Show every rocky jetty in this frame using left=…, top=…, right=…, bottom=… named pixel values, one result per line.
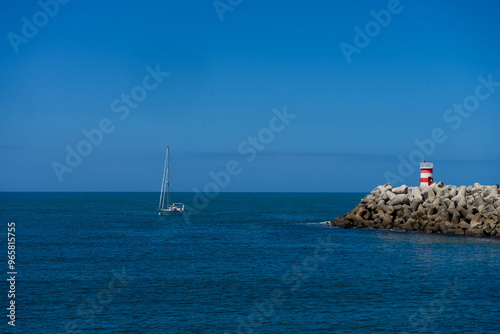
left=331, top=183, right=500, bottom=237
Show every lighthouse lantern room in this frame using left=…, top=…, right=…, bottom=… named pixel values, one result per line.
left=420, top=161, right=433, bottom=187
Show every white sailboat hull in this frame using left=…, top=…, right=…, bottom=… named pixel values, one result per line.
left=158, top=203, right=185, bottom=215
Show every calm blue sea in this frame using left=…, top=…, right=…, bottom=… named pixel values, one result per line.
left=1, top=192, right=499, bottom=334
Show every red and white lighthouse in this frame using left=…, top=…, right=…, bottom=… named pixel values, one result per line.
left=420, top=161, right=433, bottom=187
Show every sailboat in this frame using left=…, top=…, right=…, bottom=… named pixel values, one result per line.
left=158, top=146, right=184, bottom=215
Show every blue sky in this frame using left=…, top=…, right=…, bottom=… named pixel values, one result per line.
left=1, top=0, right=499, bottom=192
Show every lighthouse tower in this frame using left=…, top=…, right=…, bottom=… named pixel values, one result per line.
left=420, top=161, right=433, bottom=187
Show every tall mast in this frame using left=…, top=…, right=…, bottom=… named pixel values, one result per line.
left=166, top=145, right=170, bottom=207
left=159, top=147, right=168, bottom=209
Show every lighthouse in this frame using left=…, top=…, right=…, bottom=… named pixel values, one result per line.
left=420, top=161, right=433, bottom=187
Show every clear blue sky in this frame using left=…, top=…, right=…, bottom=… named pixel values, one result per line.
left=1, top=0, right=499, bottom=192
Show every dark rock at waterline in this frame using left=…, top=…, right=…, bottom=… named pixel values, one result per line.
left=330, top=183, right=500, bottom=237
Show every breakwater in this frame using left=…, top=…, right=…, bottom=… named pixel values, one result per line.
left=331, top=183, right=500, bottom=237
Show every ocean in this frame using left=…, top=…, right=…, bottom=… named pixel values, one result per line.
left=1, top=192, right=499, bottom=333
